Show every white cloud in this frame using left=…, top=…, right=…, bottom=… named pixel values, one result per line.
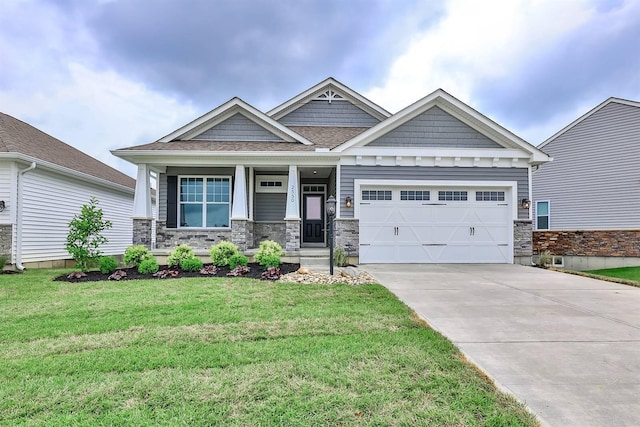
left=0, top=63, right=197, bottom=177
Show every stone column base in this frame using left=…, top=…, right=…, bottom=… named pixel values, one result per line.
left=133, top=218, right=153, bottom=249
left=231, top=219, right=253, bottom=252
left=285, top=220, right=301, bottom=252
left=334, top=218, right=359, bottom=256
left=513, top=220, right=533, bottom=258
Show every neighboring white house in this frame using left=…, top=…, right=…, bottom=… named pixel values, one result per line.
left=0, top=112, right=137, bottom=269
left=532, top=97, right=640, bottom=270
left=113, top=77, right=550, bottom=265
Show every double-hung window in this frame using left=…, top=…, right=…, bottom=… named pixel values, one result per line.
left=179, top=177, right=231, bottom=228
left=536, top=201, right=550, bottom=229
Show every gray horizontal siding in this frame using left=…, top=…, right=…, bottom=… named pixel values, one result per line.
left=254, top=193, right=286, bottom=221
left=368, top=106, right=502, bottom=148
left=532, top=101, right=640, bottom=230
left=279, top=100, right=380, bottom=127
left=340, top=166, right=528, bottom=219
left=194, top=113, right=283, bottom=141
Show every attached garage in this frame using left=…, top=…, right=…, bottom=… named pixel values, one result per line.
left=357, top=182, right=515, bottom=264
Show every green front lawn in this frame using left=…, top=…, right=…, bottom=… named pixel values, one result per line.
left=0, top=269, right=537, bottom=426
left=585, top=266, right=640, bottom=283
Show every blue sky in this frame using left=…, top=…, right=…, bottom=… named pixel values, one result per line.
left=1, top=0, right=639, bottom=177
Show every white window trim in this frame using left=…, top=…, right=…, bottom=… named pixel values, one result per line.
left=178, top=175, right=232, bottom=229
left=256, top=175, right=288, bottom=193
left=536, top=200, right=550, bottom=230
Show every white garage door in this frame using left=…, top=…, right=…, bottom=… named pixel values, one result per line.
left=359, top=187, right=512, bottom=263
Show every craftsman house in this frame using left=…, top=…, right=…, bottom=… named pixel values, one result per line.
left=113, top=78, right=549, bottom=264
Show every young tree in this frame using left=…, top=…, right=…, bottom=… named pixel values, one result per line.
left=66, top=197, right=113, bottom=272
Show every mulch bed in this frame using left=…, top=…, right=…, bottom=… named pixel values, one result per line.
left=54, top=263, right=301, bottom=283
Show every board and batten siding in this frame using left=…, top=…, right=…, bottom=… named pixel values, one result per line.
left=19, top=168, right=134, bottom=262
left=532, top=101, right=640, bottom=230
left=278, top=100, right=380, bottom=127
left=340, top=166, right=529, bottom=219
left=367, top=107, right=502, bottom=149
left=193, top=113, right=283, bottom=141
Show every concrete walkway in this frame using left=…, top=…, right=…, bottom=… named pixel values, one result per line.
left=363, top=264, right=640, bottom=427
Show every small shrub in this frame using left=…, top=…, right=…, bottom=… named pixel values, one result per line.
left=210, top=241, right=240, bottom=266
left=536, top=250, right=553, bottom=268
left=181, top=257, right=204, bottom=272
left=167, top=244, right=195, bottom=268
left=65, top=197, right=113, bottom=272
left=199, top=265, right=218, bottom=275
left=153, top=269, right=180, bottom=279
left=227, top=265, right=250, bottom=277
left=0, top=254, right=8, bottom=270
left=261, top=267, right=281, bottom=280
left=228, top=253, right=248, bottom=269
left=108, top=270, right=128, bottom=281
left=98, top=256, right=119, bottom=274
left=123, top=245, right=153, bottom=267
left=138, top=257, right=159, bottom=274
left=255, top=240, right=284, bottom=267
left=334, top=248, right=349, bottom=267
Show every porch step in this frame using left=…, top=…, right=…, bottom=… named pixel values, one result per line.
left=299, top=256, right=331, bottom=271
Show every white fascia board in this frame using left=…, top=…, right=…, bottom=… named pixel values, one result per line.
left=0, top=153, right=135, bottom=195
left=343, top=147, right=527, bottom=159
left=158, top=97, right=314, bottom=145
left=267, top=77, right=391, bottom=120
left=110, top=151, right=340, bottom=167
left=538, top=97, right=640, bottom=149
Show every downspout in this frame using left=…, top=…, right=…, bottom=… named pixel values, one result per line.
left=16, top=162, right=36, bottom=270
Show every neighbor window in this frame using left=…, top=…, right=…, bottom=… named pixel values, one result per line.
left=536, top=201, right=549, bottom=229
left=179, top=177, right=231, bottom=228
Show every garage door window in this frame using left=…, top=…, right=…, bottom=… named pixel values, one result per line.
left=400, top=190, right=430, bottom=201
left=438, top=191, right=468, bottom=201
left=476, top=191, right=505, bottom=201
left=362, top=190, right=392, bottom=201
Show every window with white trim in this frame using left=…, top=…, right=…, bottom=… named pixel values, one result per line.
left=438, top=191, right=468, bottom=201
left=476, top=191, right=505, bottom=201
left=536, top=201, right=550, bottom=230
left=179, top=176, right=231, bottom=228
left=256, top=175, right=288, bottom=193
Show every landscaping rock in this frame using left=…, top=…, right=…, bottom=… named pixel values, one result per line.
left=278, top=267, right=376, bottom=285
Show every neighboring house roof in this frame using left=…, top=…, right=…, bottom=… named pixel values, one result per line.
left=538, top=97, right=640, bottom=149
left=0, top=112, right=135, bottom=189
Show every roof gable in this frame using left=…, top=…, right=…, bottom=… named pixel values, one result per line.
left=365, top=106, right=503, bottom=149
left=193, top=113, right=284, bottom=142
left=159, top=97, right=313, bottom=145
left=539, top=97, right=640, bottom=149
left=267, top=77, right=391, bottom=123
left=334, top=89, right=550, bottom=164
left=0, top=112, right=135, bottom=189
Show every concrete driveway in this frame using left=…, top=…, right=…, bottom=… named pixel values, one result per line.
left=363, top=264, right=640, bottom=427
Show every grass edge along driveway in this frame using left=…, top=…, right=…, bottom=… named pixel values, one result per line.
left=0, top=269, right=538, bottom=426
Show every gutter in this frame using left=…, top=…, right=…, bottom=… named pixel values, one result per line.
left=16, top=162, right=36, bottom=270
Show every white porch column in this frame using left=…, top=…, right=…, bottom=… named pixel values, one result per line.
left=133, top=163, right=152, bottom=218
left=285, top=165, right=300, bottom=220
left=231, top=165, right=248, bottom=219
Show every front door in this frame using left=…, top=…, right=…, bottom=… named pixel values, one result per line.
left=303, top=194, right=324, bottom=244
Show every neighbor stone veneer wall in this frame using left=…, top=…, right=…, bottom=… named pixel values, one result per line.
left=534, top=229, right=640, bottom=257
left=253, top=222, right=286, bottom=248
left=513, top=220, right=533, bottom=257
left=155, top=221, right=232, bottom=249
left=132, top=219, right=152, bottom=249
left=0, top=224, right=12, bottom=258
left=334, top=219, right=359, bottom=256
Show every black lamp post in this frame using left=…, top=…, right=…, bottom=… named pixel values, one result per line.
left=325, top=195, right=336, bottom=275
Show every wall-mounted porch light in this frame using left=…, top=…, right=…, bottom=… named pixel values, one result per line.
left=0, top=201, right=5, bottom=212
left=520, top=198, right=530, bottom=209
left=345, top=196, right=352, bottom=208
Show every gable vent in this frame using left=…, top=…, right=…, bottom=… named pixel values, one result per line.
left=316, top=89, right=344, bottom=103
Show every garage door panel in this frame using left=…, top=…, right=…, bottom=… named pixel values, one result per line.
left=358, top=186, right=513, bottom=264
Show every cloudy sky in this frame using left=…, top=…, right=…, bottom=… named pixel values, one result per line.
left=1, top=0, right=639, bottom=177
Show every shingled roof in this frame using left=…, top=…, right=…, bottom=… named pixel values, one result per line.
left=0, top=112, right=135, bottom=189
